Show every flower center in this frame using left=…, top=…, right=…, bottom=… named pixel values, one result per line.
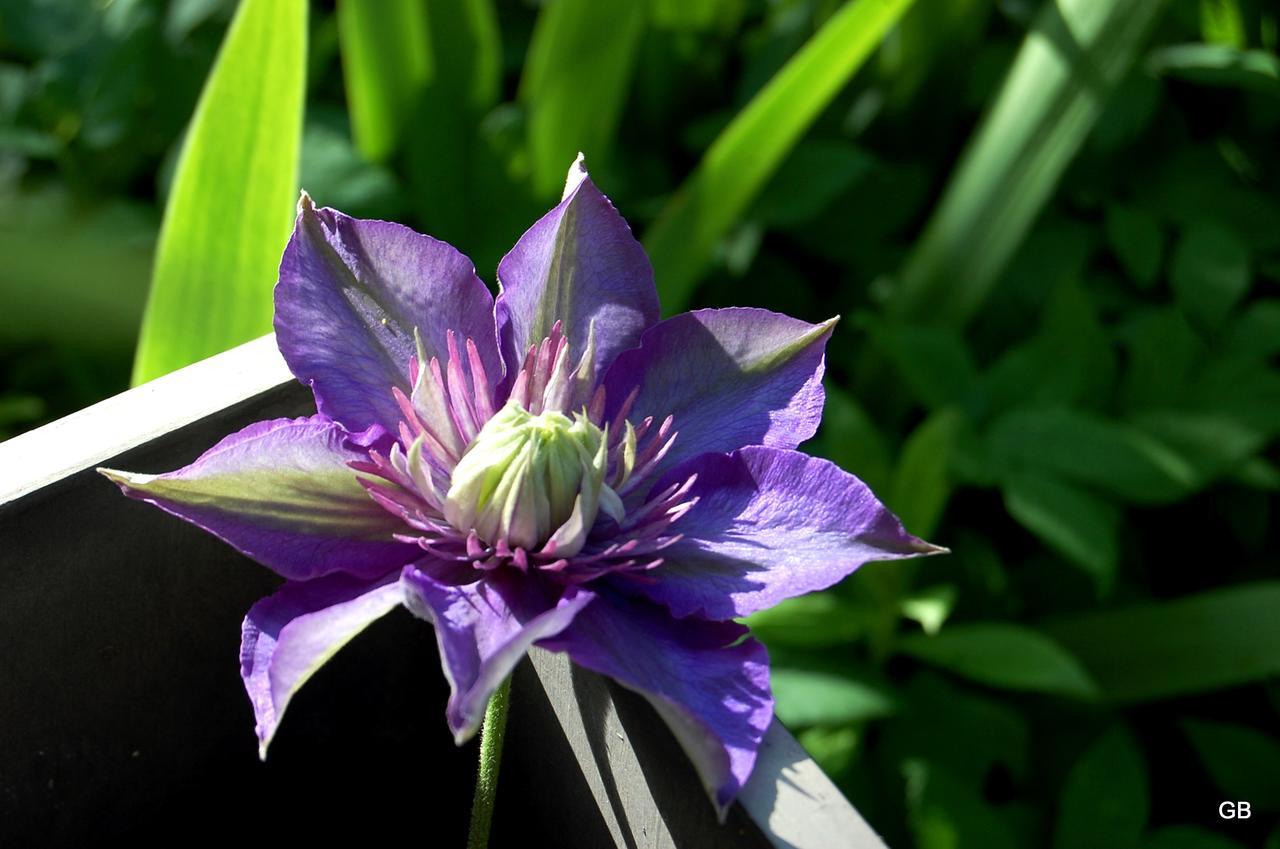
left=443, top=400, right=615, bottom=553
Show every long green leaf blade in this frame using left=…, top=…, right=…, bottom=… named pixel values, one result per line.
left=887, top=0, right=1166, bottom=327
left=337, top=0, right=432, bottom=165
left=131, top=0, right=306, bottom=385
left=520, top=0, right=646, bottom=199
left=644, top=0, right=918, bottom=312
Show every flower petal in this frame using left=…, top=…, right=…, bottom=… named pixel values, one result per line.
left=495, top=157, right=658, bottom=393
left=627, top=446, right=944, bottom=620
left=241, top=573, right=404, bottom=756
left=100, top=416, right=418, bottom=581
left=539, top=591, right=773, bottom=817
left=276, top=195, right=502, bottom=433
left=401, top=567, right=593, bottom=742
left=602, top=308, right=835, bottom=484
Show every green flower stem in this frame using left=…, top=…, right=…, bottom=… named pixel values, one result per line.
left=466, top=676, right=512, bottom=849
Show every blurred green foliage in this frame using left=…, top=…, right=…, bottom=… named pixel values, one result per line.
left=2, top=0, right=1278, bottom=846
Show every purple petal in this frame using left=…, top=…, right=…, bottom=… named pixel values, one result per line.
left=241, top=573, right=404, bottom=755
left=602, top=308, right=835, bottom=484
left=401, top=566, right=593, bottom=742
left=627, top=446, right=943, bottom=620
left=275, top=196, right=503, bottom=433
left=495, top=158, right=658, bottom=392
left=100, top=416, right=418, bottom=582
left=539, top=591, right=773, bottom=817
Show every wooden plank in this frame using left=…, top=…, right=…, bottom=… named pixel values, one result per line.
left=0, top=334, right=884, bottom=848
left=0, top=333, right=292, bottom=506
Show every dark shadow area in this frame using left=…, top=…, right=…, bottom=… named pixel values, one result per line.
left=490, top=659, right=615, bottom=849
left=0, top=386, right=478, bottom=846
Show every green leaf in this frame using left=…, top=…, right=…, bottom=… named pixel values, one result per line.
left=1222, top=300, right=1280, bottom=361
left=0, top=188, right=154, bottom=355
left=887, top=0, right=1166, bottom=326
left=645, top=0, right=919, bottom=311
left=336, top=0, right=431, bottom=164
left=1045, top=582, right=1280, bottom=702
left=889, top=408, right=964, bottom=538
left=1105, top=204, right=1164, bottom=288
left=897, top=623, right=1099, bottom=699
left=1191, top=359, right=1280, bottom=437
left=1003, top=472, right=1119, bottom=592
left=796, top=725, right=859, bottom=778
left=808, top=384, right=893, bottom=494
left=1128, top=410, right=1265, bottom=488
left=751, top=139, right=877, bottom=228
left=521, top=0, right=646, bottom=198
left=1183, top=719, right=1280, bottom=811
left=1053, top=726, right=1148, bottom=849
left=979, top=280, right=1116, bottom=416
left=299, top=119, right=403, bottom=220
left=771, top=667, right=897, bottom=727
left=1144, top=826, right=1248, bottom=849
left=903, top=759, right=1022, bottom=849
left=1121, top=308, right=1206, bottom=410
left=882, top=672, right=1031, bottom=786
left=400, top=0, right=507, bottom=269
left=988, top=408, right=1198, bottom=504
left=901, top=585, right=958, bottom=636
left=873, top=324, right=977, bottom=410
left=1199, top=0, right=1247, bottom=47
left=1148, top=43, right=1280, bottom=96
left=746, top=592, right=869, bottom=648
left=1170, top=223, right=1251, bottom=332
left=131, top=0, right=306, bottom=384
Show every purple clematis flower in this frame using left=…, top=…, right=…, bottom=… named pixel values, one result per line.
left=101, top=157, right=942, bottom=815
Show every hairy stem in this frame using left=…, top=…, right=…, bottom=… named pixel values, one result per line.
left=466, top=676, right=512, bottom=849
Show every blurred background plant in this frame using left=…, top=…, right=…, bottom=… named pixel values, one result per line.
left=3, top=0, right=1278, bottom=845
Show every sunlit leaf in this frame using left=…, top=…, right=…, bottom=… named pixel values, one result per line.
left=796, top=725, right=859, bottom=778
left=898, top=623, right=1099, bottom=699
left=1053, top=726, right=1148, bottom=849
left=131, top=0, right=306, bottom=384
left=1045, top=582, right=1280, bottom=702
left=887, top=0, right=1166, bottom=326
left=1199, top=0, right=1246, bottom=47
left=771, top=667, right=897, bottom=727
left=746, top=592, right=869, bottom=648
left=645, top=0, right=919, bottom=311
left=901, top=585, right=957, bottom=636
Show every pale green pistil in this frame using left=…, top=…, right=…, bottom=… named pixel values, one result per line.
left=444, top=401, right=615, bottom=553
